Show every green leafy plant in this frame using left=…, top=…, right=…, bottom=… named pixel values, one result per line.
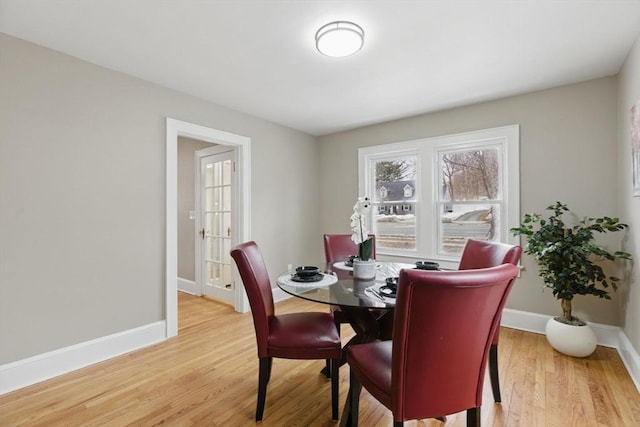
left=511, top=201, right=631, bottom=325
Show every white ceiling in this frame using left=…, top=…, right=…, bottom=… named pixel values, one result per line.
left=1, top=0, right=639, bottom=136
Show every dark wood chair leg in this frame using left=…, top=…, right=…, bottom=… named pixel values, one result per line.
left=339, top=388, right=351, bottom=427
left=489, top=343, right=501, bottom=402
left=349, top=369, right=362, bottom=426
left=331, top=358, right=339, bottom=420
left=393, top=422, right=404, bottom=427
left=256, top=357, right=271, bottom=421
left=266, top=356, right=272, bottom=383
left=325, top=359, right=331, bottom=378
left=467, top=407, right=480, bottom=427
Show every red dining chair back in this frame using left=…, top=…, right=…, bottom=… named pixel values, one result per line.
left=458, top=239, right=522, bottom=402
left=230, top=241, right=342, bottom=421
left=342, top=264, right=520, bottom=426
left=459, top=239, right=522, bottom=270
left=323, top=233, right=376, bottom=265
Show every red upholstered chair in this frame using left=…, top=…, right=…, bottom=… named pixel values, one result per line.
left=342, top=264, right=520, bottom=426
left=458, top=239, right=522, bottom=403
left=323, top=234, right=380, bottom=332
left=230, top=241, right=342, bottom=421
left=323, top=233, right=376, bottom=266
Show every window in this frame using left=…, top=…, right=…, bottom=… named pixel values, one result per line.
left=358, top=125, right=519, bottom=269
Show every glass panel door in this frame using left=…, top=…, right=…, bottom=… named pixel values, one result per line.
left=200, top=150, right=234, bottom=301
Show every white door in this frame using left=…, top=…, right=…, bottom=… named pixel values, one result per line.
left=196, top=148, right=235, bottom=303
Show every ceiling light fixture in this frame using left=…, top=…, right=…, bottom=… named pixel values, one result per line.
left=315, top=21, right=364, bottom=58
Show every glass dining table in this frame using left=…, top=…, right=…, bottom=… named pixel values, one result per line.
left=276, top=261, right=416, bottom=345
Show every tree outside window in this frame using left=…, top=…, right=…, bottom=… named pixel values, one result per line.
left=438, top=148, right=500, bottom=254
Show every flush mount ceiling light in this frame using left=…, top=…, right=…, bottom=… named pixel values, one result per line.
left=315, top=21, right=364, bottom=58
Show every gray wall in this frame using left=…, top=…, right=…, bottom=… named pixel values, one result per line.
left=177, top=137, right=211, bottom=282
left=617, top=34, right=640, bottom=353
left=0, top=34, right=320, bottom=364
left=318, top=77, right=628, bottom=328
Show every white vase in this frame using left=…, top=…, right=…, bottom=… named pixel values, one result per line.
left=545, top=317, right=597, bottom=357
left=352, top=260, right=376, bottom=280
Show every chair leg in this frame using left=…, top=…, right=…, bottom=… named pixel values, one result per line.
left=256, top=357, right=272, bottom=422
left=339, top=389, right=351, bottom=427
left=349, top=369, right=362, bottom=426
left=331, top=358, right=339, bottom=421
left=266, top=355, right=273, bottom=383
left=325, top=359, right=331, bottom=378
left=467, top=407, right=480, bottom=427
left=489, top=343, right=501, bottom=403
left=393, top=422, right=404, bottom=427
left=339, top=369, right=363, bottom=427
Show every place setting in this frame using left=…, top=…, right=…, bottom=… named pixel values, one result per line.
left=379, top=277, right=399, bottom=297
left=365, top=277, right=399, bottom=303
left=277, top=265, right=338, bottom=287
left=365, top=261, right=441, bottom=302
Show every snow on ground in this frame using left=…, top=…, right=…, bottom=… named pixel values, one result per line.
left=376, top=206, right=491, bottom=223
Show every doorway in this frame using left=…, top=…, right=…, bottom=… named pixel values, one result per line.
left=166, top=118, right=251, bottom=338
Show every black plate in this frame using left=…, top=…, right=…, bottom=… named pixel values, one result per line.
left=379, top=285, right=397, bottom=297
left=415, top=261, right=440, bottom=270
left=291, top=273, right=324, bottom=283
left=296, top=265, right=320, bottom=277
left=344, top=255, right=358, bottom=267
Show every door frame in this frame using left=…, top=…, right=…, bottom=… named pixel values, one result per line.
left=166, top=118, right=251, bottom=338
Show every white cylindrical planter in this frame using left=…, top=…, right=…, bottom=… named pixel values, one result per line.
left=352, top=260, right=376, bottom=280
left=545, top=317, right=597, bottom=357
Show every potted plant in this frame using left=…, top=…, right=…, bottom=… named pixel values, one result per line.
left=511, top=201, right=632, bottom=357
left=350, top=196, right=375, bottom=279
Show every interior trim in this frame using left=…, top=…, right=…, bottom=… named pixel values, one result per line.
left=166, top=118, right=252, bottom=338
left=0, top=321, right=166, bottom=395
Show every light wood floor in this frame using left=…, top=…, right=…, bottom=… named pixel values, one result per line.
left=1, top=293, right=638, bottom=426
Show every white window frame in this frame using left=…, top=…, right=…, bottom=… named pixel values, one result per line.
left=358, top=125, right=519, bottom=270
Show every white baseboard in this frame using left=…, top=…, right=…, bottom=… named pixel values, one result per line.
left=501, top=308, right=640, bottom=393
left=178, top=277, right=198, bottom=295
left=0, top=321, right=167, bottom=395
left=501, top=307, right=550, bottom=335
left=617, top=329, right=640, bottom=392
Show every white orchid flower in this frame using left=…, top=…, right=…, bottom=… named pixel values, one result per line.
left=351, top=197, right=371, bottom=245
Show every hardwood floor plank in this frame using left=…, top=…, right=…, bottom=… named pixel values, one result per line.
left=0, top=293, right=638, bottom=426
